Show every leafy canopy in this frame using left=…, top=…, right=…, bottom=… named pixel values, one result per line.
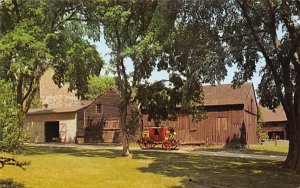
left=86, top=76, right=115, bottom=101
left=0, top=0, right=104, bottom=112
left=0, top=79, right=27, bottom=153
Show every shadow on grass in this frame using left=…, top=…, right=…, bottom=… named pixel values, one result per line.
left=23, top=146, right=299, bottom=188
left=131, top=151, right=300, bottom=188
left=193, top=147, right=288, bottom=156
left=24, top=146, right=122, bottom=158
left=0, top=178, right=25, bottom=188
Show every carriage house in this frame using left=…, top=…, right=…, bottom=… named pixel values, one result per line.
left=142, top=83, right=258, bottom=145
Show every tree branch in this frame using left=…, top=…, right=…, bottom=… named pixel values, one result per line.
left=12, top=0, right=21, bottom=22
left=266, top=0, right=280, bottom=53
left=235, top=0, right=286, bottom=106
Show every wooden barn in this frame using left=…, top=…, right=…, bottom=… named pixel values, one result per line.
left=142, top=83, right=258, bottom=145
left=77, top=88, right=134, bottom=143
left=260, top=105, right=288, bottom=140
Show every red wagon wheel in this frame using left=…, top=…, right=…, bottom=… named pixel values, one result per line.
left=170, top=140, right=179, bottom=149
left=138, top=138, right=147, bottom=150
left=145, top=139, right=155, bottom=149
left=163, top=140, right=172, bottom=150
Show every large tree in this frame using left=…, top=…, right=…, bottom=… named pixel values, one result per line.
left=97, top=0, right=226, bottom=156
left=217, top=0, right=300, bottom=172
left=0, top=0, right=104, bottom=113
left=136, top=0, right=300, bottom=173
left=97, top=0, right=160, bottom=156
left=136, top=0, right=226, bottom=124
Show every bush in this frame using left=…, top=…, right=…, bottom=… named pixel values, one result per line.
left=0, top=80, right=27, bottom=153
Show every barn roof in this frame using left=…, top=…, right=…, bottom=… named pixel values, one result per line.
left=202, top=83, right=253, bottom=106
left=27, top=102, right=91, bottom=115
left=259, top=105, right=287, bottom=122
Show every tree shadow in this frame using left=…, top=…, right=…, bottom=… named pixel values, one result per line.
left=132, top=151, right=300, bottom=188
left=0, top=178, right=25, bottom=188
left=21, top=146, right=299, bottom=187
left=24, top=146, right=122, bottom=158
left=225, top=123, right=247, bottom=149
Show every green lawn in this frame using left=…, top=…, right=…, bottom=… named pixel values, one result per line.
left=1, top=146, right=299, bottom=188
left=186, top=140, right=289, bottom=156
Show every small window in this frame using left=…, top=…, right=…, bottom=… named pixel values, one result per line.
left=96, top=104, right=102, bottom=113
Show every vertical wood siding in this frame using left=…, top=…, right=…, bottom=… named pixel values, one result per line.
left=143, top=104, right=258, bottom=145
left=77, top=88, right=134, bottom=143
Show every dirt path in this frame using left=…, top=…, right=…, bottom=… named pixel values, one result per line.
left=28, top=143, right=286, bottom=161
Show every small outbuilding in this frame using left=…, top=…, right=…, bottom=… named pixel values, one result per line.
left=24, top=103, right=90, bottom=143
left=77, top=88, right=127, bottom=143
left=142, top=83, right=258, bottom=145
left=260, top=105, right=288, bottom=140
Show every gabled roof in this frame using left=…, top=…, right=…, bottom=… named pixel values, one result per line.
left=202, top=83, right=253, bottom=106
left=94, top=87, right=120, bottom=101
left=27, top=102, right=91, bottom=115
left=259, top=105, right=287, bottom=122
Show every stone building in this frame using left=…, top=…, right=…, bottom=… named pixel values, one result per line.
left=24, top=68, right=89, bottom=143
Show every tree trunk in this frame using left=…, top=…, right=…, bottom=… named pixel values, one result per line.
left=285, top=69, right=300, bottom=173
left=120, top=101, right=130, bottom=156
left=294, top=73, right=300, bottom=173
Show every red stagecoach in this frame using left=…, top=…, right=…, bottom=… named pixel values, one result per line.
left=137, top=127, right=179, bottom=150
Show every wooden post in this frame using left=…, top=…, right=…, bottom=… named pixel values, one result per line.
left=275, top=135, right=277, bottom=146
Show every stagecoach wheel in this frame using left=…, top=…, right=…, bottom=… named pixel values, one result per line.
left=163, top=141, right=171, bottom=150
left=171, top=140, right=178, bottom=149
left=145, top=139, right=155, bottom=149
left=138, top=139, right=147, bottom=150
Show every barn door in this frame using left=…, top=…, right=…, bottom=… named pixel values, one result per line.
left=177, top=115, right=189, bottom=144
left=103, top=119, right=120, bottom=143
left=217, top=118, right=228, bottom=144
left=59, top=123, right=67, bottom=143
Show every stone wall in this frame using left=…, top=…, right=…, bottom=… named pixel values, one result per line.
left=39, top=68, right=82, bottom=108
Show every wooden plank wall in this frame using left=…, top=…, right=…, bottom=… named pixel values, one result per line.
left=81, top=88, right=135, bottom=143
left=243, top=86, right=258, bottom=144
left=143, top=106, right=258, bottom=145
left=82, top=89, right=122, bottom=143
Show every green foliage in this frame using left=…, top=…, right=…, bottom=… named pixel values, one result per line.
left=0, top=0, right=104, bottom=112
left=86, top=76, right=115, bottom=101
left=0, top=80, right=27, bottom=153
left=126, top=106, right=140, bottom=136
left=257, top=106, right=269, bottom=141
left=30, top=92, right=43, bottom=109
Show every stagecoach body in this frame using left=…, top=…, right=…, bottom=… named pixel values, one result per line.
left=137, top=127, right=179, bottom=150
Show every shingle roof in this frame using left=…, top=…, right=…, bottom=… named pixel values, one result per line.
left=202, top=83, right=253, bottom=106
left=27, top=102, right=91, bottom=115
left=259, top=105, right=287, bottom=122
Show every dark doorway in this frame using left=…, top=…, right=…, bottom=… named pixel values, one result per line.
left=45, top=121, right=59, bottom=142
left=268, top=131, right=285, bottom=140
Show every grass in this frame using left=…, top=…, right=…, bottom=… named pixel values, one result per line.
left=1, top=145, right=299, bottom=188
left=186, top=140, right=289, bottom=156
